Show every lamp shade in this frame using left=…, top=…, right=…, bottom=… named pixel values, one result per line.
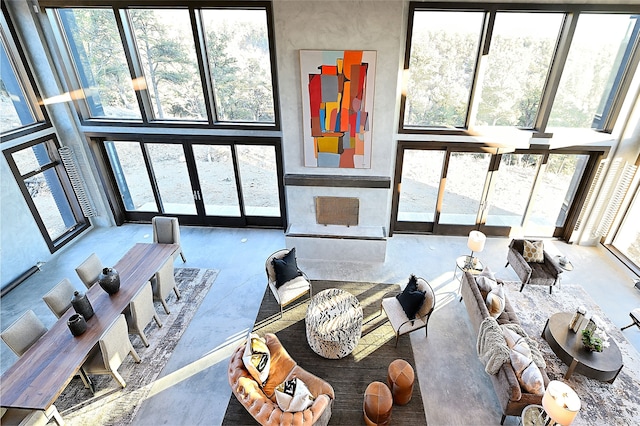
left=467, top=231, right=486, bottom=253
left=542, top=380, right=581, bottom=426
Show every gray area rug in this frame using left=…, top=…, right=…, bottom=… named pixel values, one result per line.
left=223, top=280, right=427, bottom=425
left=53, top=268, right=218, bottom=425
left=504, top=281, right=640, bottom=425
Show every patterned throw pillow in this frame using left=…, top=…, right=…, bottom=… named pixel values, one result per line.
left=275, top=377, right=315, bottom=412
left=242, top=332, right=271, bottom=387
left=522, top=240, right=544, bottom=263
left=509, top=350, right=545, bottom=395
left=485, top=284, right=505, bottom=318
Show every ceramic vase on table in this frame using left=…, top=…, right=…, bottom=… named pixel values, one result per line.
left=67, top=313, right=87, bottom=336
left=71, top=290, right=94, bottom=319
left=98, top=267, right=120, bottom=295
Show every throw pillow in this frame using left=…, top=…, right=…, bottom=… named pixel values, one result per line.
left=396, top=275, right=426, bottom=320
left=522, top=240, right=544, bottom=263
left=275, top=377, right=315, bottom=412
left=272, top=248, right=302, bottom=288
left=503, top=327, right=532, bottom=359
left=476, top=275, right=498, bottom=295
left=485, top=284, right=505, bottom=318
left=242, top=332, right=271, bottom=387
left=509, top=349, right=545, bottom=395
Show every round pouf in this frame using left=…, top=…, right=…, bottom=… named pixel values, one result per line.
left=305, top=288, right=363, bottom=359
left=387, top=359, right=415, bottom=405
left=363, top=381, right=393, bottom=426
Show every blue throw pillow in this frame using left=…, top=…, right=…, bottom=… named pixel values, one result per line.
left=272, top=248, right=303, bottom=288
left=396, top=275, right=426, bottom=320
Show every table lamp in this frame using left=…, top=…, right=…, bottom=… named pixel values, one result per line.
left=541, top=380, right=581, bottom=425
left=466, top=230, right=486, bottom=269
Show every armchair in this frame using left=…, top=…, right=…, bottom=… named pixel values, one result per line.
left=228, top=333, right=334, bottom=426
left=380, top=277, right=435, bottom=347
left=265, top=249, right=312, bottom=318
left=506, top=239, right=563, bottom=294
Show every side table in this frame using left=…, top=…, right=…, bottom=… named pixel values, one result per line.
left=455, top=255, right=484, bottom=301
left=520, top=404, right=546, bottom=426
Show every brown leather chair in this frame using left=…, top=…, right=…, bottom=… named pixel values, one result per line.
left=387, top=359, right=415, bottom=405
left=228, top=333, right=334, bottom=426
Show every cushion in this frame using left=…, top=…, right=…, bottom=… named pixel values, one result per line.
left=523, top=240, right=544, bottom=263
left=396, top=275, right=426, bottom=320
left=503, top=327, right=531, bottom=359
left=242, top=332, right=271, bottom=387
left=272, top=248, right=302, bottom=288
left=509, top=349, right=545, bottom=395
left=274, top=377, right=315, bottom=412
left=485, top=284, right=505, bottom=318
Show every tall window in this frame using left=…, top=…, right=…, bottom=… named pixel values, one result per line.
left=49, top=4, right=277, bottom=127
left=0, top=9, right=45, bottom=137
left=402, top=4, right=640, bottom=134
left=611, top=186, right=640, bottom=272
left=4, top=137, right=89, bottom=251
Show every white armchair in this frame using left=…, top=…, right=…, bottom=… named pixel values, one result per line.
left=265, top=248, right=312, bottom=319
left=381, top=277, right=435, bottom=347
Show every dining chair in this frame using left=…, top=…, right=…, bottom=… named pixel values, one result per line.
left=83, top=314, right=141, bottom=391
left=152, top=216, right=186, bottom=263
left=125, top=283, right=162, bottom=346
left=0, top=404, right=65, bottom=426
left=42, top=278, right=76, bottom=319
left=1, top=310, right=47, bottom=357
left=152, top=258, right=181, bottom=314
left=75, top=253, right=104, bottom=289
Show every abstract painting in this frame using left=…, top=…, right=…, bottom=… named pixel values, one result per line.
left=300, top=50, right=376, bottom=168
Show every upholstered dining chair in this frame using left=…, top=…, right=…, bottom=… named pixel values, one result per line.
left=381, top=277, right=435, bottom=347
left=152, top=216, right=186, bottom=263
left=42, top=278, right=76, bottom=319
left=505, top=239, right=563, bottom=294
left=265, top=248, right=312, bottom=319
left=75, top=253, right=104, bottom=289
left=125, top=283, right=162, bottom=346
left=151, top=258, right=181, bottom=314
left=83, top=314, right=141, bottom=392
left=0, top=404, right=65, bottom=426
left=1, top=310, right=47, bottom=357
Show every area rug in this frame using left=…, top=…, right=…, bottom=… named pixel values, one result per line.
left=222, top=280, right=426, bottom=425
left=504, top=281, right=640, bottom=425
left=53, top=268, right=218, bottom=426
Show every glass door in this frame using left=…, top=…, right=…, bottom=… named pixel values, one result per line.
left=103, top=138, right=284, bottom=227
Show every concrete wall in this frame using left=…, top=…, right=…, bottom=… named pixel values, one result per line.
left=274, top=0, right=407, bottom=230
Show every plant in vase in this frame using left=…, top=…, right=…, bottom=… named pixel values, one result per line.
left=581, top=315, right=610, bottom=352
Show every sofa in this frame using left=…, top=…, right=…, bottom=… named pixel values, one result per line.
left=228, top=333, right=335, bottom=426
left=460, top=271, right=550, bottom=425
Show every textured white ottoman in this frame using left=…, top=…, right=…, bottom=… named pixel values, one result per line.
left=305, top=288, right=363, bottom=359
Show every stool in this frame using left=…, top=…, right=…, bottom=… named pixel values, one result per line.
left=621, top=308, right=640, bottom=331
left=387, top=359, right=415, bottom=405
left=363, top=381, right=393, bottom=426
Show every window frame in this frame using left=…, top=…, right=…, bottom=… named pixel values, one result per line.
left=401, top=2, right=640, bottom=135
left=3, top=135, right=90, bottom=252
left=42, top=1, right=281, bottom=130
left=0, top=3, right=50, bottom=142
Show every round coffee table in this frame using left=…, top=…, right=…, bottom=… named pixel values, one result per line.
left=305, top=288, right=363, bottom=359
left=542, top=312, right=623, bottom=383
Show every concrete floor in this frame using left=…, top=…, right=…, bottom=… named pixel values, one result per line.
left=1, top=225, right=639, bottom=425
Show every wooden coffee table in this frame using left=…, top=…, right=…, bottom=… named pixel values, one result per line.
left=542, top=312, right=623, bottom=383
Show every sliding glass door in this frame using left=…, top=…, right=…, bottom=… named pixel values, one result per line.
left=101, top=138, right=284, bottom=227
left=393, top=144, right=597, bottom=238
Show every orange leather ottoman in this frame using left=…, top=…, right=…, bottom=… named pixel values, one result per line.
left=387, top=359, right=415, bottom=405
left=363, top=381, right=393, bottom=426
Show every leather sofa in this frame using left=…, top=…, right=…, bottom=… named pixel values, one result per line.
left=460, top=271, right=550, bottom=425
left=228, top=333, right=334, bottom=425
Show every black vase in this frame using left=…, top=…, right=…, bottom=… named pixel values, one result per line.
left=98, top=267, right=120, bottom=295
left=67, top=313, right=87, bottom=336
left=71, top=290, right=94, bottom=320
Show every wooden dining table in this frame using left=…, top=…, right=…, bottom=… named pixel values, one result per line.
left=0, top=242, right=179, bottom=411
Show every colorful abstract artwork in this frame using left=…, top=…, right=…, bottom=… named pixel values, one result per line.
left=300, top=50, right=376, bottom=168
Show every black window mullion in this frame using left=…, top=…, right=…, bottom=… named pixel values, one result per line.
left=191, top=8, right=216, bottom=124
